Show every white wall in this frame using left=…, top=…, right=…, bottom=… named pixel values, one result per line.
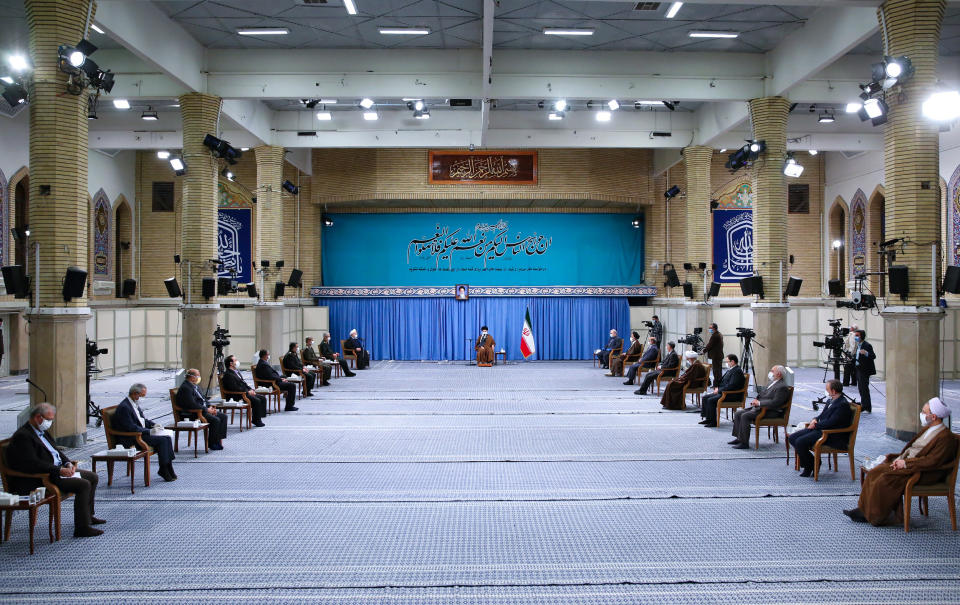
left=88, top=149, right=136, bottom=204
left=0, top=111, right=29, bottom=182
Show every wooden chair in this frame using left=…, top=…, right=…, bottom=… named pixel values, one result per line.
left=812, top=403, right=862, bottom=481
left=715, top=373, right=749, bottom=427
left=340, top=340, right=358, bottom=369
left=685, top=364, right=711, bottom=408
left=0, top=437, right=69, bottom=542
left=655, top=364, right=679, bottom=395
left=280, top=359, right=307, bottom=398
left=95, top=405, right=153, bottom=493
left=612, top=345, right=644, bottom=377
left=251, top=365, right=282, bottom=413
left=903, top=432, right=960, bottom=533
left=217, top=375, right=252, bottom=431
left=165, top=388, right=209, bottom=458
left=639, top=351, right=660, bottom=372
left=302, top=352, right=333, bottom=380
left=601, top=346, right=621, bottom=370
left=752, top=387, right=794, bottom=451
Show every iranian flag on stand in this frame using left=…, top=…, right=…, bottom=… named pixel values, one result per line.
left=520, top=308, right=536, bottom=359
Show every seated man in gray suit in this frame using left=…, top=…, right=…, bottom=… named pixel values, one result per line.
left=729, top=365, right=791, bottom=449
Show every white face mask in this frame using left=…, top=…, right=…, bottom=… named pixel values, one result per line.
left=920, top=412, right=930, bottom=427
left=767, top=371, right=775, bottom=382
left=38, top=418, right=53, bottom=432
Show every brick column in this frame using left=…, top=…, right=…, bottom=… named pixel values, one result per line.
left=683, top=146, right=713, bottom=297
left=24, top=0, right=96, bottom=445
left=748, top=97, right=791, bottom=384
left=179, top=93, right=222, bottom=392
left=254, top=146, right=287, bottom=358
left=878, top=0, right=946, bottom=439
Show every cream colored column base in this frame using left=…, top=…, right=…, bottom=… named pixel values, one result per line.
left=882, top=307, right=944, bottom=441
left=182, top=305, right=220, bottom=396
left=255, top=303, right=286, bottom=363
left=28, top=309, right=91, bottom=447
left=750, top=303, right=789, bottom=388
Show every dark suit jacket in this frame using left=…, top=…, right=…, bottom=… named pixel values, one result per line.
left=113, top=397, right=155, bottom=433
left=638, top=344, right=659, bottom=365
left=717, top=366, right=745, bottom=396
left=176, top=380, right=209, bottom=417
left=302, top=346, right=320, bottom=364
left=853, top=340, right=876, bottom=376
left=5, top=423, right=68, bottom=494
left=755, top=380, right=791, bottom=418
left=222, top=368, right=252, bottom=399
left=704, top=332, right=724, bottom=361
left=603, top=336, right=623, bottom=352
left=344, top=337, right=364, bottom=352
left=255, top=358, right=285, bottom=383
left=319, top=340, right=337, bottom=359
left=660, top=350, right=679, bottom=370
left=813, top=396, right=855, bottom=448
left=283, top=351, right=304, bottom=374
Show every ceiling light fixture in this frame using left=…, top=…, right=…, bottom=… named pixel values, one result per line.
left=548, top=112, right=563, bottom=120
left=543, top=28, right=594, bottom=36
left=237, top=28, right=290, bottom=35
left=90, top=24, right=104, bottom=34
left=635, top=100, right=663, bottom=105
left=596, top=110, right=611, bottom=122
left=141, top=107, right=159, bottom=121
left=359, top=97, right=374, bottom=109
left=221, top=168, right=235, bottom=181
left=554, top=99, right=567, bottom=112
left=319, top=99, right=337, bottom=104
left=607, top=99, right=619, bottom=111
left=379, top=27, right=430, bottom=35
left=665, top=2, right=683, bottom=18
left=169, top=156, right=186, bottom=176
left=688, top=31, right=739, bottom=39
left=157, top=150, right=170, bottom=159
left=343, top=0, right=358, bottom=14
left=783, top=154, right=804, bottom=178
left=414, top=110, right=430, bottom=119
left=845, top=102, right=863, bottom=113
left=818, top=112, right=835, bottom=124
left=316, top=111, right=332, bottom=121
left=808, top=150, right=818, bottom=156
left=7, top=54, right=29, bottom=72
left=113, top=99, right=130, bottom=109
left=362, top=111, right=378, bottom=121
left=922, top=89, right=960, bottom=122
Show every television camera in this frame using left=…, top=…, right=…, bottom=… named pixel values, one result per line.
left=678, top=327, right=704, bottom=353
left=85, top=338, right=108, bottom=426
left=812, top=319, right=851, bottom=381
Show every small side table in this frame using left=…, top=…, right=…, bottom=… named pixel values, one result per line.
left=494, top=351, right=507, bottom=365
left=216, top=400, right=251, bottom=431
left=91, top=450, right=152, bottom=494
left=0, top=495, right=56, bottom=555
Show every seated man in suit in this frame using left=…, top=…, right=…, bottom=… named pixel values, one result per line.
left=788, top=379, right=854, bottom=477
left=222, top=355, right=266, bottom=427
left=320, top=333, right=356, bottom=377
left=660, top=351, right=707, bottom=410
left=283, top=342, right=319, bottom=393
left=303, top=336, right=333, bottom=383
left=635, top=341, right=679, bottom=395
left=112, top=383, right=177, bottom=481
left=730, top=365, right=791, bottom=449
left=623, top=337, right=658, bottom=386
left=176, top=369, right=228, bottom=450
left=844, top=397, right=957, bottom=525
left=699, top=354, right=746, bottom=426
left=256, top=349, right=299, bottom=411
left=344, top=329, right=370, bottom=369
left=609, top=331, right=643, bottom=377
left=598, top=329, right=623, bottom=369
left=6, top=403, right=104, bottom=537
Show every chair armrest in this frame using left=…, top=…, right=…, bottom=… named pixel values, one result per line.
left=754, top=408, right=768, bottom=422
left=3, top=469, right=50, bottom=480
left=819, top=427, right=853, bottom=436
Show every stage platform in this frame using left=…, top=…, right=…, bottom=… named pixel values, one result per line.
left=0, top=362, right=958, bottom=603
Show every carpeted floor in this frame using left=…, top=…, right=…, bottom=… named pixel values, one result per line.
left=0, top=362, right=958, bottom=604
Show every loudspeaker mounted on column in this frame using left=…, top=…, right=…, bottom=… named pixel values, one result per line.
left=739, top=275, right=763, bottom=298
left=888, top=265, right=909, bottom=299
left=1, top=265, right=29, bottom=298
left=122, top=278, right=137, bottom=298
left=287, top=269, right=303, bottom=288
left=217, top=277, right=233, bottom=295
left=164, top=277, right=182, bottom=298
left=682, top=282, right=694, bottom=299
left=707, top=282, right=721, bottom=299
left=827, top=279, right=844, bottom=297
left=62, top=267, right=87, bottom=302
left=245, top=282, right=258, bottom=298
left=783, top=276, right=803, bottom=298
left=942, top=266, right=960, bottom=294
left=274, top=281, right=286, bottom=298
left=663, top=268, right=680, bottom=288
left=202, top=277, right=216, bottom=299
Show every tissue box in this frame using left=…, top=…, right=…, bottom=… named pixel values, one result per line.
left=255, top=387, right=271, bottom=393
left=287, top=375, right=302, bottom=382
left=177, top=420, right=200, bottom=428
left=0, top=493, right=19, bottom=506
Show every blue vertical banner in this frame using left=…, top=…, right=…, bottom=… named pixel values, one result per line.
left=217, top=208, right=252, bottom=283
left=712, top=209, right=753, bottom=283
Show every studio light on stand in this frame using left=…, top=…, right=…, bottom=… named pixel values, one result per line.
left=783, top=153, right=804, bottom=178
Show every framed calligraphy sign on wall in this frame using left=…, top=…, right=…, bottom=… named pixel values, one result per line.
left=429, top=150, right=537, bottom=185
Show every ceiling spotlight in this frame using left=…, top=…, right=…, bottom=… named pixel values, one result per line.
left=141, top=107, right=159, bottom=121
left=1, top=81, right=28, bottom=106
left=863, top=97, right=887, bottom=120
left=719, top=148, right=727, bottom=153
left=818, top=112, right=835, bottom=124
left=548, top=111, right=563, bottom=121
left=90, top=24, right=105, bottom=34
left=543, top=28, right=594, bottom=36
left=607, top=99, right=619, bottom=111
left=783, top=154, right=804, bottom=178
left=362, top=111, right=378, bottom=121
left=635, top=100, right=663, bottom=106
left=359, top=97, right=374, bottom=109
left=414, top=100, right=424, bottom=111
left=664, top=185, right=681, bottom=199
left=749, top=141, right=764, bottom=154
left=379, top=27, right=430, bottom=35
left=322, top=214, right=334, bottom=227
left=414, top=109, right=430, bottom=119
left=203, top=134, right=243, bottom=164
left=922, top=89, right=960, bottom=122
left=113, top=99, right=130, bottom=109
left=554, top=99, right=567, bottom=112
left=688, top=31, right=739, bottom=39
left=596, top=110, right=611, bottom=122
left=316, top=111, right=332, bottom=120
left=343, top=0, right=358, bottom=15
left=631, top=215, right=643, bottom=228
left=157, top=150, right=170, bottom=159
left=221, top=168, right=235, bottom=181
left=7, top=54, right=29, bottom=72
left=282, top=180, right=300, bottom=195
left=808, top=150, right=818, bottom=156
left=845, top=102, right=862, bottom=113
left=662, top=101, right=676, bottom=111
left=237, top=28, right=290, bottom=35
left=169, top=156, right=187, bottom=176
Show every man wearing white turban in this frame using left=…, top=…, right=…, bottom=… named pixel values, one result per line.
left=845, top=397, right=957, bottom=525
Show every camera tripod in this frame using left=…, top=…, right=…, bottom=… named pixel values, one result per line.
left=739, top=335, right=765, bottom=396
left=204, top=344, right=226, bottom=397
left=86, top=360, right=103, bottom=427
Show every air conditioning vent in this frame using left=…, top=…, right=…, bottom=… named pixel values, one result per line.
left=295, top=0, right=329, bottom=5
left=634, top=2, right=661, bottom=10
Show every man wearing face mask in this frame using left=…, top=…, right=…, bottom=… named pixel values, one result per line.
left=598, top=329, right=623, bottom=369
left=699, top=354, right=745, bottom=426
left=635, top=341, right=679, bottom=395
left=222, top=355, right=267, bottom=427
left=344, top=329, right=370, bottom=370
left=729, top=365, right=791, bottom=449
left=6, top=403, right=104, bottom=537
left=475, top=326, right=496, bottom=366
left=177, top=369, right=228, bottom=450
left=845, top=397, right=957, bottom=525
left=623, top=337, right=659, bottom=386
left=703, top=323, right=724, bottom=387
left=660, top=350, right=707, bottom=410
left=283, top=342, right=319, bottom=394
left=788, top=379, right=854, bottom=477
left=851, top=329, right=875, bottom=413
left=609, top=331, right=643, bottom=377
left=112, top=383, right=178, bottom=481
left=255, top=349, right=299, bottom=411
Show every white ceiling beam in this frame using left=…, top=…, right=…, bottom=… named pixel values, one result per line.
left=88, top=130, right=182, bottom=150
left=220, top=99, right=274, bottom=147
left=766, top=7, right=879, bottom=98
left=694, top=101, right=749, bottom=146
left=572, top=0, right=885, bottom=5
left=94, top=0, right=205, bottom=93
left=479, top=0, right=494, bottom=148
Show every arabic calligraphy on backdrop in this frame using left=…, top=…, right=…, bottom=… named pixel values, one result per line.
left=217, top=208, right=252, bottom=284
left=429, top=151, right=537, bottom=184
left=407, top=219, right=552, bottom=269
left=712, top=181, right=754, bottom=283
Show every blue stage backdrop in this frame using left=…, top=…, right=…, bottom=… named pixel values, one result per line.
left=317, top=296, right=630, bottom=361
left=218, top=208, right=252, bottom=284
left=712, top=209, right=754, bottom=283
left=321, top=213, right=644, bottom=287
